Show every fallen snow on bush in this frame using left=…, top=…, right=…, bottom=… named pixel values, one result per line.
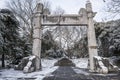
left=0, top=59, right=58, bottom=80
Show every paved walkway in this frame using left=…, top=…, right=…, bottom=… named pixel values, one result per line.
left=43, top=66, right=91, bottom=80
left=1, top=58, right=119, bottom=80
left=1, top=67, right=118, bottom=80
left=43, top=66, right=120, bottom=80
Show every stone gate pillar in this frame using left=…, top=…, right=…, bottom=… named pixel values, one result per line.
left=86, top=0, right=98, bottom=72
left=32, top=3, right=43, bottom=70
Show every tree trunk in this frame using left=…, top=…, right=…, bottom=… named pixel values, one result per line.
left=2, top=53, right=5, bottom=68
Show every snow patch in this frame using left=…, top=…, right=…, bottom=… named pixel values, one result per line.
left=71, top=58, right=88, bottom=68
left=94, top=56, right=102, bottom=60
left=0, top=59, right=58, bottom=80
left=29, top=56, right=36, bottom=61
left=72, top=67, right=89, bottom=75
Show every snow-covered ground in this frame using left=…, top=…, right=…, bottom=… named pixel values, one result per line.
left=0, top=59, right=58, bottom=80
left=0, top=58, right=88, bottom=80
left=72, top=58, right=88, bottom=68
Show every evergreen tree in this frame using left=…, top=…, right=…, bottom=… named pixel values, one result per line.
left=0, top=9, right=20, bottom=67
left=95, top=20, right=120, bottom=57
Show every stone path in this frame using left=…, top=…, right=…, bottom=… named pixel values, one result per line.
left=43, top=66, right=91, bottom=80
left=1, top=66, right=119, bottom=80
left=43, top=66, right=120, bottom=80
left=1, top=58, right=119, bottom=80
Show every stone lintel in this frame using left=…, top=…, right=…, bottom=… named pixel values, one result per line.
left=42, top=23, right=88, bottom=26
left=44, top=14, right=82, bottom=17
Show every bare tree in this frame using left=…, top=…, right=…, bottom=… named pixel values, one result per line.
left=48, top=7, right=87, bottom=57
left=53, top=6, right=65, bottom=15
left=51, top=7, right=65, bottom=49
left=6, top=0, right=51, bottom=42
left=106, top=0, right=120, bottom=17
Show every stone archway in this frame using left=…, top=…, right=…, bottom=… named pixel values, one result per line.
left=32, top=0, right=98, bottom=72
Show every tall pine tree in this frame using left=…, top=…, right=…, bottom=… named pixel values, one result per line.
left=0, top=9, right=20, bottom=67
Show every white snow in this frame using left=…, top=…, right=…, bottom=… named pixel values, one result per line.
left=94, top=56, right=102, bottom=60
left=71, top=58, right=88, bottom=68
left=29, top=56, right=36, bottom=61
left=72, top=67, right=89, bottom=75
left=0, top=59, right=58, bottom=80
left=72, top=58, right=89, bottom=76
left=0, top=58, right=89, bottom=80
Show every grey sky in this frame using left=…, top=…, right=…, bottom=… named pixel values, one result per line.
left=0, top=0, right=116, bottom=22
left=47, top=0, right=111, bottom=22
left=43, top=0, right=115, bottom=22
left=0, top=0, right=7, bottom=8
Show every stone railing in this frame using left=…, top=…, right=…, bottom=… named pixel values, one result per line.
left=94, top=56, right=119, bottom=74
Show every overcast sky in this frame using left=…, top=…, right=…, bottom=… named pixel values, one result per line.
left=0, top=0, right=116, bottom=22
left=0, top=0, right=6, bottom=8
left=46, top=0, right=108, bottom=22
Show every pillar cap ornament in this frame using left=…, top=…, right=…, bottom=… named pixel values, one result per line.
left=36, top=3, right=43, bottom=14
left=36, top=0, right=41, bottom=4
left=86, top=0, right=91, bottom=4
left=86, top=0, right=92, bottom=13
